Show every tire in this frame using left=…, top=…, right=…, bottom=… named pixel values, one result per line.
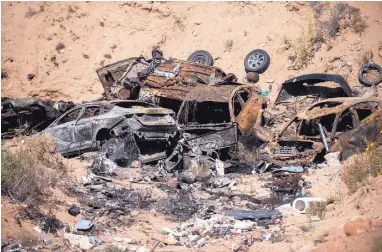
left=358, top=62, right=382, bottom=86
left=187, top=50, right=214, bottom=66
left=244, top=49, right=270, bottom=73
left=101, top=138, right=125, bottom=163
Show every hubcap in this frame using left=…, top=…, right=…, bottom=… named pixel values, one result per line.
left=248, top=52, right=265, bottom=68
left=106, top=143, right=117, bottom=156
left=193, top=55, right=207, bottom=64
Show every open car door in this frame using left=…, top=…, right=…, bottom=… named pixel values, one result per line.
left=96, top=58, right=147, bottom=100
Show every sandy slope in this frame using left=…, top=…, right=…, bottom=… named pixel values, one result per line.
left=2, top=2, right=382, bottom=103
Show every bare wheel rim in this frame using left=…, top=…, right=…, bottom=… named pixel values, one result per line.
left=248, top=52, right=265, bottom=68
left=105, top=143, right=117, bottom=157
left=193, top=55, right=207, bottom=64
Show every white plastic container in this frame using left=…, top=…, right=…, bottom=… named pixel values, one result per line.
left=292, top=197, right=325, bottom=214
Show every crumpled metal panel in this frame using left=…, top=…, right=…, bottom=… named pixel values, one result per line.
left=236, top=95, right=264, bottom=136
left=330, top=110, right=382, bottom=160
left=184, top=85, right=240, bottom=103
left=275, top=73, right=353, bottom=104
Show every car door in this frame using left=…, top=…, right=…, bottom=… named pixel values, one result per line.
left=74, top=105, right=105, bottom=150
left=44, top=107, right=83, bottom=154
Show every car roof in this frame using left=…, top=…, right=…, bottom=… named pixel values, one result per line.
left=299, top=98, right=382, bottom=120
left=183, top=84, right=257, bottom=103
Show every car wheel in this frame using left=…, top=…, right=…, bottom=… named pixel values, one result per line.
left=244, top=49, right=270, bottom=73
left=101, top=138, right=125, bottom=162
left=358, top=62, right=382, bottom=86
left=187, top=50, right=214, bottom=66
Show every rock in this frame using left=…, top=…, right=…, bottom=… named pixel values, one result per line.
left=266, top=79, right=275, bottom=83
left=58, top=49, right=65, bottom=54
left=167, top=178, right=179, bottom=188
left=27, top=74, right=35, bottom=81
left=346, top=61, right=352, bottom=66
left=234, top=220, right=255, bottom=230
left=310, top=216, right=321, bottom=222
left=113, top=237, right=136, bottom=244
left=131, top=160, right=142, bottom=168
left=192, top=30, right=198, bottom=37
left=68, top=204, right=80, bottom=216
left=324, top=152, right=340, bottom=167
left=64, top=233, right=93, bottom=250
left=196, top=238, right=206, bottom=248
left=343, top=216, right=372, bottom=236
left=103, top=33, right=107, bottom=38
left=188, top=235, right=200, bottom=242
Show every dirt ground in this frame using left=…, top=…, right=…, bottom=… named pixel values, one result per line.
left=2, top=1, right=382, bottom=252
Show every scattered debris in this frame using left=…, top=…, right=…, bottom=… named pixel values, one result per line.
left=68, top=205, right=80, bottom=216
left=74, top=219, right=94, bottom=231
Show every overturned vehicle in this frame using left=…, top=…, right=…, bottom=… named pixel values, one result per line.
left=96, top=49, right=239, bottom=113
left=39, top=100, right=177, bottom=165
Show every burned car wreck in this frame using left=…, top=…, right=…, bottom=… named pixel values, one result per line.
left=259, top=98, right=382, bottom=166
left=39, top=100, right=177, bottom=165
left=1, top=97, right=75, bottom=139
left=263, top=73, right=355, bottom=132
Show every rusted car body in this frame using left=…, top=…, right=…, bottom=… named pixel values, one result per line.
left=263, top=74, right=355, bottom=132
left=96, top=53, right=238, bottom=113
left=174, top=84, right=266, bottom=158
left=259, top=98, right=382, bottom=166
left=39, top=100, right=177, bottom=161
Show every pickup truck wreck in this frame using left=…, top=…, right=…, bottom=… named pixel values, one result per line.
left=258, top=98, right=382, bottom=166
left=39, top=100, right=177, bottom=166
left=96, top=49, right=238, bottom=113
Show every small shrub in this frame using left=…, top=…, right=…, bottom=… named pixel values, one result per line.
left=288, top=24, right=317, bottom=70
left=326, top=3, right=367, bottom=37
left=25, top=7, right=37, bottom=18
left=106, top=246, right=124, bottom=252
left=323, top=63, right=334, bottom=73
left=306, top=201, right=327, bottom=219
left=244, top=30, right=248, bottom=37
left=225, top=39, right=234, bottom=52
left=309, top=2, right=326, bottom=18
left=68, top=5, right=77, bottom=13
left=174, top=16, right=185, bottom=31
left=111, top=44, right=117, bottom=50
left=55, top=42, right=65, bottom=51
left=104, top=54, right=112, bottom=59
left=349, top=6, right=367, bottom=34
left=358, top=49, right=374, bottom=65
left=1, top=135, right=67, bottom=205
left=342, top=149, right=382, bottom=194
